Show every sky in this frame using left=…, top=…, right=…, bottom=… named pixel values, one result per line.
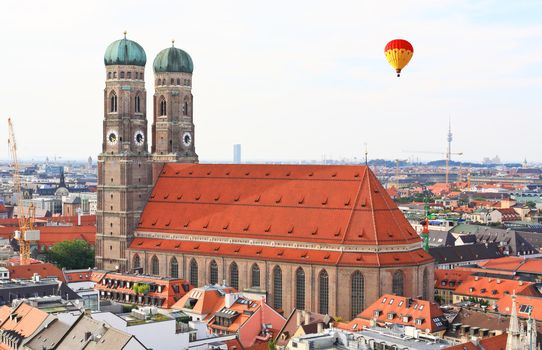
left=0, top=1, right=541, bottom=163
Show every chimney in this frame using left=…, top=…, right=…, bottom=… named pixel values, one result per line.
left=296, top=310, right=303, bottom=327
left=304, top=311, right=310, bottom=325
left=317, top=322, right=324, bottom=334
left=84, top=332, right=92, bottom=341
left=77, top=208, right=82, bottom=226
left=224, top=292, right=238, bottom=308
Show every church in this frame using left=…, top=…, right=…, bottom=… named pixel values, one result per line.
left=95, top=34, right=434, bottom=320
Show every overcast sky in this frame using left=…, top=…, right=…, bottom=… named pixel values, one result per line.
left=0, top=1, right=541, bottom=163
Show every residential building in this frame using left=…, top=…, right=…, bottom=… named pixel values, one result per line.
left=275, top=309, right=333, bottom=349
left=452, top=276, right=539, bottom=305
left=429, top=243, right=504, bottom=269
left=434, top=269, right=472, bottom=305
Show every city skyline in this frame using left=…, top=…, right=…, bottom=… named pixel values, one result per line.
left=0, top=1, right=541, bottom=162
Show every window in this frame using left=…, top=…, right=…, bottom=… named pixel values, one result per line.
left=120, top=71, right=125, bottom=78
left=107, top=72, right=111, bottom=79
left=183, top=101, right=188, bottom=116
left=423, top=268, right=430, bottom=300
left=141, top=72, right=144, bottom=79
left=159, top=97, right=167, bottom=116
left=351, top=271, right=364, bottom=319
left=295, top=267, right=305, bottom=310
left=151, top=255, right=159, bottom=275
left=392, top=270, right=404, bottom=296
left=273, top=266, right=282, bottom=309
left=209, top=260, right=218, bottom=284
left=176, top=78, right=181, bottom=85
left=127, top=72, right=131, bottom=79
left=230, top=262, right=239, bottom=290
left=190, top=259, right=198, bottom=286
left=319, top=269, right=329, bottom=314
left=170, top=257, right=179, bottom=278
left=110, top=92, right=117, bottom=112
left=133, top=254, right=140, bottom=269
left=135, top=95, right=141, bottom=113
left=171, top=78, right=174, bottom=85
left=113, top=72, right=117, bottom=78
left=251, top=264, right=260, bottom=288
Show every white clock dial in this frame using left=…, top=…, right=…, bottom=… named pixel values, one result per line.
left=182, top=132, right=192, bottom=147
left=134, top=130, right=145, bottom=146
left=107, top=130, right=118, bottom=145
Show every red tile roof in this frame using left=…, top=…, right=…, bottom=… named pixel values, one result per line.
left=445, top=333, right=507, bottom=350
left=341, top=294, right=447, bottom=333
left=0, top=302, right=49, bottom=337
left=454, top=276, right=538, bottom=300
left=0, top=225, right=95, bottom=247
left=130, top=237, right=432, bottom=267
left=497, top=294, right=542, bottom=322
left=8, top=262, right=66, bottom=282
left=434, top=269, right=472, bottom=291
left=135, top=164, right=421, bottom=247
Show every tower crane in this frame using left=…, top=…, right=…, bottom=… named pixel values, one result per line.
left=404, top=150, right=463, bottom=185
left=7, top=117, right=40, bottom=265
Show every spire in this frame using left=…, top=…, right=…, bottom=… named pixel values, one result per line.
left=506, top=291, right=522, bottom=350
left=172, top=39, right=175, bottom=47
left=123, top=30, right=127, bottom=39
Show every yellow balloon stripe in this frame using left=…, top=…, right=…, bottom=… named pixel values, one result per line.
left=385, top=48, right=413, bottom=71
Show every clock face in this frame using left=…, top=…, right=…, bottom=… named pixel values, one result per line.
left=182, top=132, right=192, bottom=147
left=134, top=130, right=145, bottom=146
left=107, top=130, right=118, bottom=145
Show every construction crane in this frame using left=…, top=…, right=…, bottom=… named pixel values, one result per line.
left=404, top=150, right=463, bottom=185
left=7, top=117, right=40, bottom=265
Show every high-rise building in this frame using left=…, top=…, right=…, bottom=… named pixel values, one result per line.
left=233, top=144, right=241, bottom=164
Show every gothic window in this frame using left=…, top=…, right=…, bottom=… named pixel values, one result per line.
left=295, top=267, right=305, bottom=310
left=251, top=264, right=260, bottom=288
left=351, top=271, right=364, bottom=319
left=183, top=101, right=188, bottom=116
left=423, top=268, right=430, bottom=300
left=110, top=92, right=117, bottom=113
left=190, top=259, right=198, bottom=286
left=273, top=266, right=282, bottom=309
left=319, top=269, right=329, bottom=314
left=230, top=262, right=239, bottom=290
left=209, top=260, right=218, bottom=284
left=159, top=97, right=167, bottom=116
left=135, top=95, right=141, bottom=113
left=176, top=78, right=181, bottom=85
left=170, top=257, right=179, bottom=278
left=133, top=254, right=141, bottom=269
left=127, top=72, right=131, bottom=79
left=151, top=255, right=159, bottom=275
left=120, top=71, right=125, bottom=78
left=392, top=270, right=404, bottom=296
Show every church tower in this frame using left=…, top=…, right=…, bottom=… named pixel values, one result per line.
left=95, top=34, right=153, bottom=271
left=151, top=41, right=198, bottom=181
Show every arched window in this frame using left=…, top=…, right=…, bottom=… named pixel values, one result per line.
left=140, top=72, right=144, bottom=80
left=319, top=270, right=329, bottom=314
left=127, top=72, right=131, bottom=79
left=159, top=97, right=167, bottom=116
left=251, top=264, right=260, bottom=288
left=190, top=259, right=198, bottom=286
left=423, top=268, right=430, bottom=300
left=107, top=72, right=111, bottom=79
left=183, top=101, right=188, bottom=116
left=110, top=92, right=117, bottom=112
left=273, top=266, right=282, bottom=309
left=176, top=78, right=181, bottom=85
left=392, top=270, right=404, bottom=296
left=209, top=260, right=218, bottom=284
left=135, top=95, right=141, bottom=113
left=135, top=72, right=139, bottom=79
left=351, top=271, right=364, bottom=319
left=295, top=267, right=305, bottom=310
left=170, top=257, right=179, bottom=278
left=230, top=262, right=239, bottom=290
left=151, top=255, right=159, bottom=275
left=120, top=71, right=125, bottom=79
left=132, top=254, right=140, bottom=269
left=170, top=78, right=175, bottom=85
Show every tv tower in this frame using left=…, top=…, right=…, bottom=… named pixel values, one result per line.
left=445, top=117, right=453, bottom=184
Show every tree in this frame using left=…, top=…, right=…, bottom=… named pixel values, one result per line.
left=44, top=239, right=94, bottom=269
left=132, top=283, right=150, bottom=295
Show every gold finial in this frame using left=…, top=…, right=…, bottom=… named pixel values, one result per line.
left=172, top=39, right=175, bottom=47
left=123, top=30, right=127, bottom=39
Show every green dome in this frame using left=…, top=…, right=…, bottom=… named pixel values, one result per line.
left=153, top=46, right=193, bottom=73
left=104, top=37, right=146, bottom=66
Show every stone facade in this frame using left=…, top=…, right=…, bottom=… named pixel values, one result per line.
left=128, top=250, right=434, bottom=320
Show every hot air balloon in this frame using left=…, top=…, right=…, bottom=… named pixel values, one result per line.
left=384, top=39, right=413, bottom=77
